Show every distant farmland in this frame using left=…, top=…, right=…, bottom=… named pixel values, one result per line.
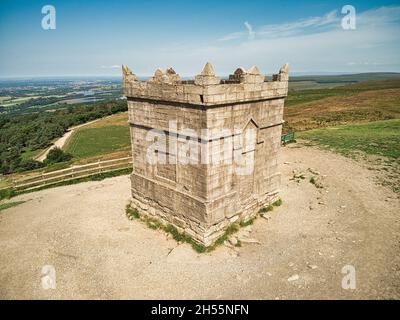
left=288, top=72, right=400, bottom=90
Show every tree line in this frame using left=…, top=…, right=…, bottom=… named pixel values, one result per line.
left=0, top=100, right=127, bottom=174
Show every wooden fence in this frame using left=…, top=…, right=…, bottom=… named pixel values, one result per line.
left=2, top=132, right=295, bottom=194
left=9, top=157, right=132, bottom=192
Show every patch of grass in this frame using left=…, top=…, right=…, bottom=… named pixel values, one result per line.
left=124, top=206, right=207, bottom=253
left=239, top=218, right=255, bottom=227
left=0, top=188, right=16, bottom=201
left=163, top=224, right=207, bottom=252
left=259, top=199, right=282, bottom=214
left=126, top=205, right=140, bottom=219
left=126, top=197, right=286, bottom=253
left=65, top=125, right=131, bottom=159
left=297, top=119, right=400, bottom=159
left=259, top=204, right=274, bottom=214
left=0, top=201, right=25, bottom=212
left=146, top=220, right=162, bottom=230
left=161, top=222, right=206, bottom=253
left=272, top=199, right=283, bottom=207
left=125, top=205, right=252, bottom=253
left=206, top=223, right=240, bottom=252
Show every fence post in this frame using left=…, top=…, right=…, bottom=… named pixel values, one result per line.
left=12, top=156, right=133, bottom=192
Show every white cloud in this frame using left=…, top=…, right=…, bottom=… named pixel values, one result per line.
left=244, top=22, right=255, bottom=40
left=218, top=21, right=256, bottom=41
left=257, top=10, right=339, bottom=38
left=220, top=10, right=340, bottom=42
left=217, top=5, right=400, bottom=42
left=219, top=31, right=245, bottom=41
left=123, top=6, right=400, bottom=75
left=100, top=65, right=120, bottom=69
left=357, top=5, right=400, bottom=25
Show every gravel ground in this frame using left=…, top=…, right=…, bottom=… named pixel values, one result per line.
left=1, top=144, right=399, bottom=299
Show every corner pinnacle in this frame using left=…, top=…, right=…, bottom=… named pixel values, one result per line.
left=247, top=65, right=261, bottom=75
left=280, top=63, right=289, bottom=74
left=200, top=62, right=216, bottom=76
left=154, top=68, right=164, bottom=77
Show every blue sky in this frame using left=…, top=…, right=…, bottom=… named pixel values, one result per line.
left=0, top=0, right=400, bottom=77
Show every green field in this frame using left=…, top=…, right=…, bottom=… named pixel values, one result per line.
left=65, top=125, right=131, bottom=158
left=297, top=119, right=400, bottom=159
left=0, top=96, right=11, bottom=103
left=0, top=96, right=34, bottom=107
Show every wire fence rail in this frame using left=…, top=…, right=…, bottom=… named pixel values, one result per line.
left=6, top=157, right=132, bottom=192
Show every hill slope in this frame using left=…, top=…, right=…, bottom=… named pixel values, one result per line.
left=64, top=112, right=131, bottom=162
left=284, top=87, right=400, bottom=132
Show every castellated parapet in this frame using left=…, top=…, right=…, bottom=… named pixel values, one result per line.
left=123, top=62, right=289, bottom=246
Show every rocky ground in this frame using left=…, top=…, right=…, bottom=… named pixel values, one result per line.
left=0, top=144, right=399, bottom=299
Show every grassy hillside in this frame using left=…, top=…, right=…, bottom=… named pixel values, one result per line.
left=286, top=79, right=400, bottom=106
left=289, top=73, right=400, bottom=91
left=290, top=72, right=400, bottom=84
left=297, top=119, right=400, bottom=159
left=81, top=111, right=128, bottom=128
left=284, top=80, right=400, bottom=133
left=64, top=112, right=131, bottom=159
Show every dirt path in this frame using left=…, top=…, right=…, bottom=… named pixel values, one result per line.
left=35, top=119, right=101, bottom=162
left=1, top=145, right=399, bottom=299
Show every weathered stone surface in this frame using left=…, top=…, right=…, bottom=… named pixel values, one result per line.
left=122, top=64, right=138, bottom=82
left=247, top=65, right=261, bottom=75
left=194, top=62, right=221, bottom=86
left=200, top=62, right=216, bottom=76
left=123, top=63, right=289, bottom=246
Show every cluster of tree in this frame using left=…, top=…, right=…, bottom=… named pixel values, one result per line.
left=0, top=100, right=127, bottom=174
left=44, top=147, right=73, bottom=165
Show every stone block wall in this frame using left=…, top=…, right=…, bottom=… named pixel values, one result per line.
left=123, top=63, right=289, bottom=246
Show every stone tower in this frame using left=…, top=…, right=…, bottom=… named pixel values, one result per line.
left=123, top=62, right=289, bottom=246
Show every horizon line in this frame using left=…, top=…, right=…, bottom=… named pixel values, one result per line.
left=1, top=71, right=400, bottom=80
